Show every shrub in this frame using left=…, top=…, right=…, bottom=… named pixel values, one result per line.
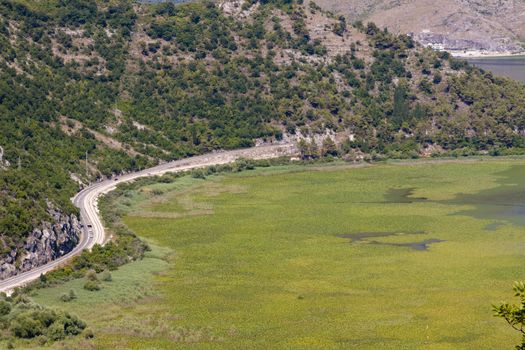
left=433, top=72, right=442, bottom=84
left=59, top=290, right=77, bottom=302
left=85, top=269, right=99, bottom=282
left=11, top=315, right=43, bottom=338
left=69, top=289, right=77, bottom=300
left=191, top=169, right=206, bottom=179
left=84, top=328, right=95, bottom=339
left=60, top=293, right=72, bottom=302
left=0, top=300, right=11, bottom=316
left=60, top=313, right=86, bottom=336
left=152, top=188, right=164, bottom=196
left=418, top=78, right=432, bottom=94
left=47, top=321, right=66, bottom=341
left=101, top=270, right=112, bottom=282
left=83, top=280, right=101, bottom=291
left=36, top=334, right=48, bottom=345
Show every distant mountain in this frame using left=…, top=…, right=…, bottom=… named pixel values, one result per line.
left=2, top=0, right=525, bottom=278
left=316, top=0, right=525, bottom=55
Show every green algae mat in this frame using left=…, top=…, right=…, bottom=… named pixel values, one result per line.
left=31, top=160, right=525, bottom=349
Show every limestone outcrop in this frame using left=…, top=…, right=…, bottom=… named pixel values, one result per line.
left=0, top=206, right=81, bottom=280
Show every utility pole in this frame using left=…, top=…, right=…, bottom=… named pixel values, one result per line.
left=85, top=150, right=89, bottom=179
left=17, top=155, right=21, bottom=170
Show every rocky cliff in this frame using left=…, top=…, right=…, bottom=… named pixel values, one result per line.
left=416, top=32, right=522, bottom=54
left=0, top=206, right=81, bottom=280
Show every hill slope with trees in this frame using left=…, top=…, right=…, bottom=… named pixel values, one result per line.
left=1, top=0, right=525, bottom=276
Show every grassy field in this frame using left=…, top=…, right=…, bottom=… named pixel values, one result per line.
left=28, top=159, right=525, bottom=349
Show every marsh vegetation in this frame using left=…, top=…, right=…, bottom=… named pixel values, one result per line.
left=18, top=158, right=525, bottom=349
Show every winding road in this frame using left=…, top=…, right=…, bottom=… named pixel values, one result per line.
left=0, top=144, right=296, bottom=294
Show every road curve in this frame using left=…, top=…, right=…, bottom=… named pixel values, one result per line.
left=0, top=144, right=296, bottom=294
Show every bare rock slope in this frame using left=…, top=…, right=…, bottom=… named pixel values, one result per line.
left=316, top=0, right=525, bottom=54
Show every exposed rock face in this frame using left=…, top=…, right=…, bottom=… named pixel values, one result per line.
left=0, top=146, right=9, bottom=169
left=316, top=0, right=525, bottom=55
left=0, top=207, right=81, bottom=280
left=416, top=32, right=522, bottom=53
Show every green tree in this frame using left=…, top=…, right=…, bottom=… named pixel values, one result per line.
left=392, top=85, right=409, bottom=128
left=418, top=78, right=433, bottom=94
left=494, top=282, right=525, bottom=349
left=433, top=72, right=442, bottom=84
left=298, top=139, right=319, bottom=159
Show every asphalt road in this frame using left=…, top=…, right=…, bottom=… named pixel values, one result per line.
left=0, top=144, right=296, bottom=294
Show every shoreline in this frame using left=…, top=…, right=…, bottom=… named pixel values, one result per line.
left=450, top=51, right=525, bottom=59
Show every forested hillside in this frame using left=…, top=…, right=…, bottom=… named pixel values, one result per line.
left=1, top=0, right=525, bottom=273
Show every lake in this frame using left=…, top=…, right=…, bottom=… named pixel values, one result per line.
left=467, top=56, right=525, bottom=84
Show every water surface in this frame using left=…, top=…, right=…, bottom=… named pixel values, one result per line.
left=467, top=56, right=525, bottom=84
left=451, top=165, right=525, bottom=228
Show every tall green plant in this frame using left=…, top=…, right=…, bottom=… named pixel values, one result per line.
left=494, top=282, right=525, bottom=349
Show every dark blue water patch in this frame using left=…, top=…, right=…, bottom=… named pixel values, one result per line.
left=369, top=239, right=444, bottom=251
left=448, top=165, right=525, bottom=228
left=339, top=231, right=425, bottom=242
left=485, top=222, right=505, bottom=231
left=377, top=166, right=525, bottom=229
left=384, top=188, right=428, bottom=203
left=339, top=231, right=443, bottom=251
left=333, top=187, right=429, bottom=205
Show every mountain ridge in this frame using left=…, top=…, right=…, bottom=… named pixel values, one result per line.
left=316, top=0, right=525, bottom=55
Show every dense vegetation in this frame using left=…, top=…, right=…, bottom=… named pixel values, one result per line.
left=2, top=0, right=525, bottom=266
left=0, top=0, right=152, bottom=253
left=0, top=293, right=86, bottom=345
